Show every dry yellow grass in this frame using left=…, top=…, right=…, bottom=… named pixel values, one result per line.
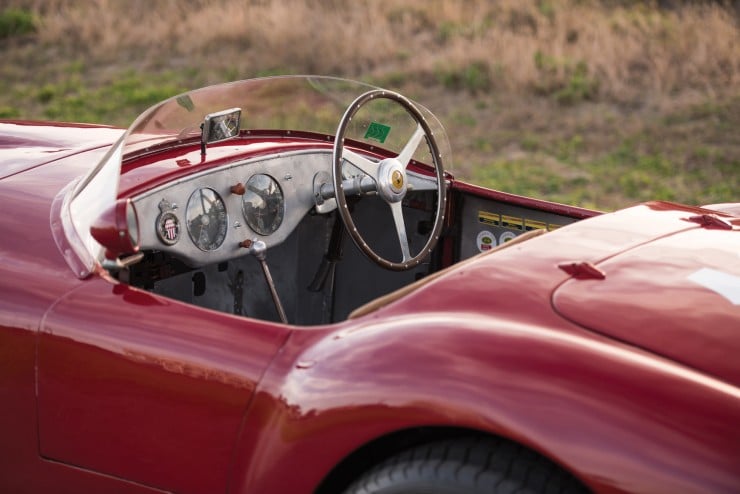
left=2, top=0, right=738, bottom=209
left=11, top=0, right=740, bottom=102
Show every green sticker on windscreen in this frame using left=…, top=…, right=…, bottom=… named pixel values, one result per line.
left=176, top=95, right=195, bottom=112
left=364, top=122, right=391, bottom=143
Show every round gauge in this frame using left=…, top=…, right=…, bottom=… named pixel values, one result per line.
left=186, top=188, right=228, bottom=251
left=156, top=211, right=181, bottom=245
left=242, top=174, right=284, bottom=235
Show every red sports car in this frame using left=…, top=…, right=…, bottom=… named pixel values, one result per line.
left=1, top=76, right=738, bottom=494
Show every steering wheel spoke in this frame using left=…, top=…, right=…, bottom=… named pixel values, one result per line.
left=389, top=201, right=412, bottom=262
left=397, top=123, right=426, bottom=168
left=342, top=148, right=380, bottom=179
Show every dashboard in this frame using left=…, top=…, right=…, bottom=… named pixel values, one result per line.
left=125, top=146, right=586, bottom=324
left=133, top=148, right=439, bottom=268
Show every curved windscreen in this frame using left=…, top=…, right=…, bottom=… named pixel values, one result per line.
left=122, top=76, right=452, bottom=165
left=67, top=75, right=452, bottom=278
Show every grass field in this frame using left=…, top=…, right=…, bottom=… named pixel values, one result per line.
left=1, top=0, right=738, bottom=210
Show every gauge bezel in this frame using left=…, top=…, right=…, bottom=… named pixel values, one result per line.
left=185, top=187, right=228, bottom=251
left=241, top=174, right=285, bottom=236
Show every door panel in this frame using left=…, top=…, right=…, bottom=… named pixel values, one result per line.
left=39, top=279, right=289, bottom=494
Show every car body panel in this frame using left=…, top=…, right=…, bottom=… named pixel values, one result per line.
left=452, top=179, right=599, bottom=220
left=0, top=120, right=123, bottom=180
left=232, top=302, right=740, bottom=494
left=38, top=279, right=290, bottom=494
left=0, top=146, right=166, bottom=493
left=230, top=210, right=740, bottom=493
left=554, top=219, right=740, bottom=386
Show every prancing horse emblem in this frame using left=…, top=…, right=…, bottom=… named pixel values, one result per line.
left=391, top=170, right=404, bottom=190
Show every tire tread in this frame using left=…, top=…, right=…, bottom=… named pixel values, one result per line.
left=343, top=437, right=588, bottom=494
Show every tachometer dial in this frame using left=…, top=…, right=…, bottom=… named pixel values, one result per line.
left=242, top=174, right=284, bottom=235
left=186, top=188, right=228, bottom=251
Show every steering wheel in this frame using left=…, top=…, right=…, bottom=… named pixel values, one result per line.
left=332, top=90, right=447, bottom=271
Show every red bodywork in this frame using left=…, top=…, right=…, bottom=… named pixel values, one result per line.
left=0, top=102, right=738, bottom=494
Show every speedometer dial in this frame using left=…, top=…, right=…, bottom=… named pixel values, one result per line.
left=186, top=188, right=227, bottom=251
left=242, top=174, right=284, bottom=235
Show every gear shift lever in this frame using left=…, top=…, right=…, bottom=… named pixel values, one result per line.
left=240, top=239, right=288, bottom=324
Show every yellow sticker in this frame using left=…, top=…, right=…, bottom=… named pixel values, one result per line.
left=524, top=219, right=547, bottom=231
left=501, top=214, right=523, bottom=230
left=478, top=211, right=501, bottom=226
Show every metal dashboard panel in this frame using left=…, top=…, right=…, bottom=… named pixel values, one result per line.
left=133, top=147, right=441, bottom=268
left=133, top=149, right=331, bottom=267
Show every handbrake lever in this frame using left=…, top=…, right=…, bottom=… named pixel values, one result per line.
left=240, top=239, right=288, bottom=324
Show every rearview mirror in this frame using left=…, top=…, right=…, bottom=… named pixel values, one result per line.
left=201, top=107, right=241, bottom=155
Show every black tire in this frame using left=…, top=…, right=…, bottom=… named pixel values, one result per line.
left=343, top=437, right=588, bottom=494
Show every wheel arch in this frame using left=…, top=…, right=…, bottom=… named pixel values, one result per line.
left=314, top=425, right=591, bottom=494
left=231, top=314, right=740, bottom=493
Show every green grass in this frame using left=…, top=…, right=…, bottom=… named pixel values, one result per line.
left=473, top=130, right=739, bottom=210
left=436, top=61, right=493, bottom=93
left=5, top=59, right=734, bottom=211
left=533, top=52, right=599, bottom=104
left=19, top=69, right=189, bottom=126
left=0, top=7, right=36, bottom=39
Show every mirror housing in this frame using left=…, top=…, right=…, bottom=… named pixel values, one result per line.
left=90, top=198, right=141, bottom=260
left=201, top=107, right=241, bottom=156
